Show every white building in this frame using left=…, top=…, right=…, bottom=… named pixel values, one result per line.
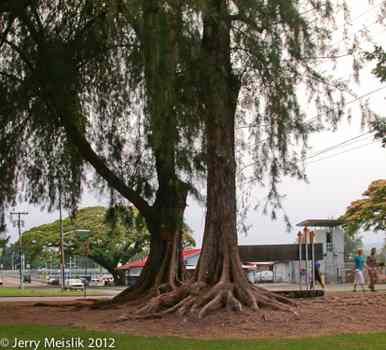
left=295, top=219, right=345, bottom=284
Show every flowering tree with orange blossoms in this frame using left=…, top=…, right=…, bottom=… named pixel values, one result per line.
left=341, top=180, right=386, bottom=236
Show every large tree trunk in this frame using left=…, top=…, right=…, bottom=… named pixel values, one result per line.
left=132, top=0, right=296, bottom=318
left=111, top=1, right=189, bottom=303
left=114, top=182, right=188, bottom=302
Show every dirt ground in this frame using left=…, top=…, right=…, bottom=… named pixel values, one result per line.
left=1, top=291, right=386, bottom=339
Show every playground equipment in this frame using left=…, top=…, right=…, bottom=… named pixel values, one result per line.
left=297, top=226, right=316, bottom=290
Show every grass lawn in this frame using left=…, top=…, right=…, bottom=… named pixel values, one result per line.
left=0, top=325, right=386, bottom=350
left=0, top=287, right=105, bottom=297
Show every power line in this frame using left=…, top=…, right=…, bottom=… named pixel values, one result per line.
left=241, top=138, right=380, bottom=186
left=236, top=4, right=386, bottom=131
left=304, top=0, right=384, bottom=24
left=305, top=131, right=372, bottom=161
left=305, top=139, right=380, bottom=165
left=237, top=83, right=386, bottom=132
left=303, top=0, right=385, bottom=48
left=346, top=0, right=385, bottom=26
left=237, top=3, right=386, bottom=184
left=238, top=85, right=386, bottom=173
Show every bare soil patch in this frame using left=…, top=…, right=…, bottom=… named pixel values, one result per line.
left=1, top=292, right=386, bottom=339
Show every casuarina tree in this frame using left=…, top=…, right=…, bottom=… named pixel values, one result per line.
left=0, top=0, right=203, bottom=300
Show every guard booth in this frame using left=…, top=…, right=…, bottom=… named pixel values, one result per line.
left=296, top=219, right=345, bottom=284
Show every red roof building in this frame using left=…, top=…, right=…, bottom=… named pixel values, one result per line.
left=117, top=248, right=201, bottom=270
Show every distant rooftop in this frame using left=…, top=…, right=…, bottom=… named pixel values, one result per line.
left=296, top=219, right=343, bottom=227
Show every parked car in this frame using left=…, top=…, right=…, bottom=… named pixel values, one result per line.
left=255, top=270, right=274, bottom=282
left=101, top=275, right=114, bottom=286
left=88, top=277, right=104, bottom=287
left=65, top=278, right=84, bottom=290
left=47, top=276, right=60, bottom=285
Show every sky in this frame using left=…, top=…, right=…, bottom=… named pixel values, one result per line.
left=5, top=1, right=386, bottom=251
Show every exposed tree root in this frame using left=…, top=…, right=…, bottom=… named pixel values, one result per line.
left=129, top=281, right=297, bottom=319
left=93, top=280, right=181, bottom=311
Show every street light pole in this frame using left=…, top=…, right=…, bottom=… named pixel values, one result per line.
left=76, top=229, right=91, bottom=298
left=59, top=182, right=66, bottom=290
left=10, top=211, right=29, bottom=289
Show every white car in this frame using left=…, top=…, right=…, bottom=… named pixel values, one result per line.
left=47, top=276, right=59, bottom=285
left=255, top=270, right=274, bottom=282
left=65, top=278, right=84, bottom=290
left=101, top=275, right=114, bottom=286
left=88, top=277, right=104, bottom=287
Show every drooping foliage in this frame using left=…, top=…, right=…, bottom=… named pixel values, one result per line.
left=229, top=0, right=353, bottom=221
left=1, top=0, right=354, bottom=236
left=0, top=0, right=205, bottom=225
left=341, top=180, right=386, bottom=236
left=365, top=46, right=386, bottom=147
left=0, top=1, right=134, bottom=216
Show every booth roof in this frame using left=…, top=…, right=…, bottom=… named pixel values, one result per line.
left=296, top=219, right=343, bottom=227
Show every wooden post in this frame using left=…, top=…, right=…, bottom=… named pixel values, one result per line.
left=310, top=230, right=315, bottom=290
left=297, top=231, right=303, bottom=290
left=304, top=226, right=309, bottom=290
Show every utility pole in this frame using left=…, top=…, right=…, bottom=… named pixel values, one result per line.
left=10, top=211, right=29, bottom=289
left=59, top=181, right=66, bottom=290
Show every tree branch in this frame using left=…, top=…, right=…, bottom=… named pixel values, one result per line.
left=4, top=40, right=34, bottom=72
left=61, top=117, right=153, bottom=219
left=229, top=13, right=263, bottom=33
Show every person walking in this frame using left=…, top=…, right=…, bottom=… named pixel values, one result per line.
left=366, top=247, right=378, bottom=292
left=353, top=248, right=366, bottom=292
left=311, top=261, right=325, bottom=289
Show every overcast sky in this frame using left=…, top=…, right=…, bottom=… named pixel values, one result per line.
left=6, top=1, right=386, bottom=251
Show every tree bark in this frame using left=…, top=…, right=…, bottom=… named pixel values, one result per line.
left=195, top=0, right=240, bottom=287
left=113, top=180, right=188, bottom=302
